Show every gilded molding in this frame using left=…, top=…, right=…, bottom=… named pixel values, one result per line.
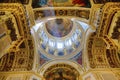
left=33, top=7, right=90, bottom=21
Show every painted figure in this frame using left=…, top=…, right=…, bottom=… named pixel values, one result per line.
left=72, top=0, right=85, bottom=6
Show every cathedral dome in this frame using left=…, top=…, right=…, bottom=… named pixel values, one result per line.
left=37, top=17, right=84, bottom=59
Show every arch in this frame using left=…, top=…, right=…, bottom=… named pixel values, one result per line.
left=38, top=60, right=84, bottom=76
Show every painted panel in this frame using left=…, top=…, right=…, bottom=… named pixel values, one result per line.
left=44, top=64, right=79, bottom=80
left=32, top=0, right=91, bottom=8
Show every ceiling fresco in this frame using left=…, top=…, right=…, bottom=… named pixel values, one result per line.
left=46, top=18, right=73, bottom=37
left=38, top=51, right=50, bottom=67
left=43, top=64, right=79, bottom=80
left=32, top=0, right=91, bottom=8
left=44, top=68, right=77, bottom=80
left=71, top=51, right=82, bottom=65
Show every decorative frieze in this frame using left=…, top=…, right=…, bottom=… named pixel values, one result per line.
left=34, top=8, right=90, bottom=21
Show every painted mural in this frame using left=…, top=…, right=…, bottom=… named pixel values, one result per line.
left=71, top=51, right=82, bottom=65
left=38, top=51, right=49, bottom=66
left=45, top=68, right=77, bottom=80
left=46, top=18, right=73, bottom=37
left=44, top=64, right=79, bottom=80
left=32, top=0, right=91, bottom=8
